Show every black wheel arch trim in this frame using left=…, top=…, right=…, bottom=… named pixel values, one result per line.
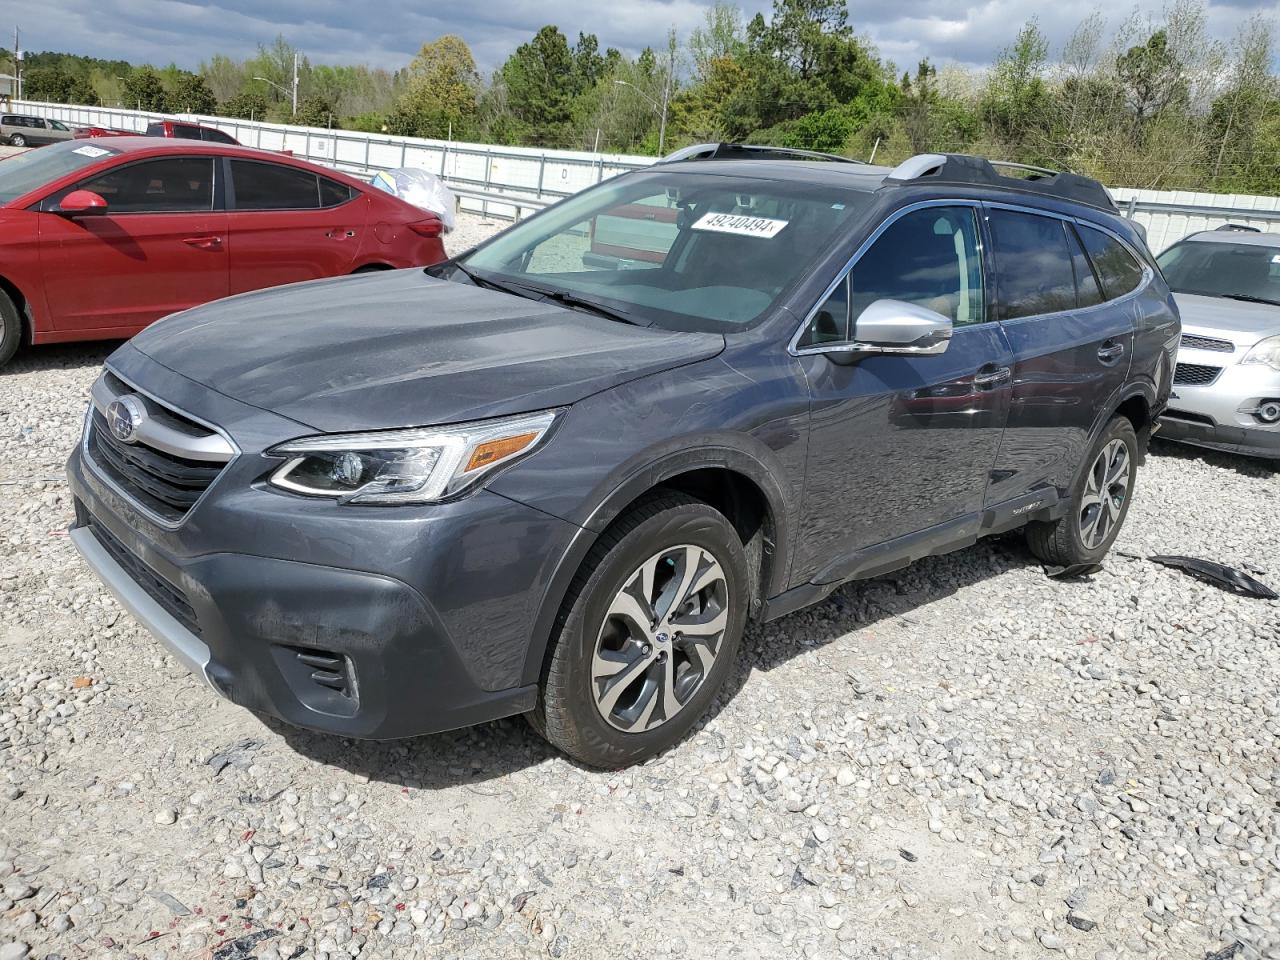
left=517, top=442, right=795, bottom=688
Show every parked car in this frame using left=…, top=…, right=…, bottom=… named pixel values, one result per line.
left=0, top=137, right=448, bottom=367
left=73, top=125, right=137, bottom=139
left=72, top=120, right=239, bottom=144
left=144, top=119, right=240, bottom=144
left=1154, top=226, right=1280, bottom=460
left=2, top=114, right=74, bottom=147
left=67, top=149, right=1178, bottom=768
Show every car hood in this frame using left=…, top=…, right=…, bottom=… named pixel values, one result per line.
left=131, top=269, right=725, bottom=433
left=1173, top=292, right=1280, bottom=347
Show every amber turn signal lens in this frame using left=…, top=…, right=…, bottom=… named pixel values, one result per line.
left=464, top=432, right=538, bottom=472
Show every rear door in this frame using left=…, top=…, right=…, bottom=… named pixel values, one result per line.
left=792, top=202, right=1013, bottom=584
left=38, top=155, right=230, bottom=332
left=984, top=204, right=1137, bottom=505
left=224, top=157, right=367, bottom=294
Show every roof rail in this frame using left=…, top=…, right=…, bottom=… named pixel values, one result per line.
left=885, top=153, right=1117, bottom=213
left=1214, top=223, right=1261, bottom=233
left=659, top=142, right=866, bottom=166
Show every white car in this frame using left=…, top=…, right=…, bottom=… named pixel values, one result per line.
left=1156, top=226, right=1280, bottom=461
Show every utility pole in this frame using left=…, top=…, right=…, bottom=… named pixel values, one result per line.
left=12, top=26, right=21, bottom=102
left=291, top=51, right=299, bottom=116
left=658, top=27, right=675, bottom=156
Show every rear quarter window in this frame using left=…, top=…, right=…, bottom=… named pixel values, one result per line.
left=1078, top=224, right=1145, bottom=300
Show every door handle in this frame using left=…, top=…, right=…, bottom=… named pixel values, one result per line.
left=1097, top=341, right=1125, bottom=364
left=973, top=365, right=1011, bottom=388
left=181, top=236, right=222, bottom=250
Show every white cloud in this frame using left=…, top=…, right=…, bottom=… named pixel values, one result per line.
left=7, top=0, right=1274, bottom=77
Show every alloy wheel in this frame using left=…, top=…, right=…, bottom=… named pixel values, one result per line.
left=591, top=544, right=730, bottom=733
left=1078, top=438, right=1132, bottom=549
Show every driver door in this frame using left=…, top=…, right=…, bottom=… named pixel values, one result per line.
left=791, top=203, right=1013, bottom=585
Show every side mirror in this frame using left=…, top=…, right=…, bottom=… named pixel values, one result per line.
left=58, top=190, right=109, bottom=217
left=848, top=299, right=952, bottom=356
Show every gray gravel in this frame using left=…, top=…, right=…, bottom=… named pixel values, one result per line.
left=1, top=212, right=1278, bottom=960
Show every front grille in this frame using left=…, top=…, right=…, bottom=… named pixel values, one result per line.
left=1180, top=334, right=1235, bottom=353
left=87, top=517, right=201, bottom=636
left=1173, top=362, right=1223, bottom=386
left=88, top=411, right=225, bottom=522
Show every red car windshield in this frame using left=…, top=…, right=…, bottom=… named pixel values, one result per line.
left=0, top=140, right=121, bottom=205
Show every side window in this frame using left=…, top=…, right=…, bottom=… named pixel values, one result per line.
left=171, top=124, right=202, bottom=141
left=799, top=276, right=850, bottom=346
left=1078, top=224, right=1145, bottom=300
left=231, top=160, right=320, bottom=210
left=318, top=176, right=355, bottom=207
left=987, top=209, right=1077, bottom=320
left=798, top=206, right=985, bottom=347
left=850, top=206, right=985, bottom=328
left=144, top=122, right=165, bottom=137
left=1066, top=224, right=1103, bottom=308
left=50, top=120, right=69, bottom=131
left=78, top=157, right=215, bottom=213
left=201, top=128, right=236, bottom=144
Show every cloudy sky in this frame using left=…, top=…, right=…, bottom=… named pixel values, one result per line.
left=7, top=0, right=1276, bottom=76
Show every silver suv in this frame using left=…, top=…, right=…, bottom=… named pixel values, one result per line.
left=1156, top=226, right=1280, bottom=461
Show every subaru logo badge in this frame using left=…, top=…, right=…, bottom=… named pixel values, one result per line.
left=106, top=395, right=146, bottom=444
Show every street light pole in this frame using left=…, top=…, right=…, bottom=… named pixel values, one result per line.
left=291, top=51, right=298, bottom=116
left=613, top=79, right=669, bottom=154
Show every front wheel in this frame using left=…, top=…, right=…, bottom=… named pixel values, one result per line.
left=0, top=289, right=23, bottom=369
left=1026, top=416, right=1138, bottom=566
left=8, top=134, right=25, bottom=147
left=530, top=492, right=750, bottom=768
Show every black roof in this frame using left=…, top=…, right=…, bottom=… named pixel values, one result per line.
left=657, top=146, right=1118, bottom=215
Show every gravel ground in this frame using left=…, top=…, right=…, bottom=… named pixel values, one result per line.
left=1, top=212, right=1278, bottom=960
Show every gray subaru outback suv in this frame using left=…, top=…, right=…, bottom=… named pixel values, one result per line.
left=67, top=149, right=1179, bottom=767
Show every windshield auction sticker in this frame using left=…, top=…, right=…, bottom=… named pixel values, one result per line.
left=691, top=212, right=790, bottom=238
left=72, top=145, right=111, bottom=158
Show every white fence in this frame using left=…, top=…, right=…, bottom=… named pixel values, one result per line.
left=12, top=99, right=1280, bottom=250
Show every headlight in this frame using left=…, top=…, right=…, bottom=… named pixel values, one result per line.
left=268, top=409, right=558, bottom=504
left=1242, top=335, right=1280, bottom=372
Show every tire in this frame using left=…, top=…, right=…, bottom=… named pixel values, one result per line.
left=9, top=135, right=25, bottom=147
left=530, top=492, right=750, bottom=768
left=0, top=289, right=23, bottom=369
left=1026, top=416, right=1138, bottom=566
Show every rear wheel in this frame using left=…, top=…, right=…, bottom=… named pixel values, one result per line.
left=1026, top=416, right=1137, bottom=566
left=8, top=134, right=25, bottom=147
left=530, top=492, right=749, bottom=768
left=0, top=289, right=24, bottom=369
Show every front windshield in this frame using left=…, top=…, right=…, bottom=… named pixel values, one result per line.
left=457, top=171, right=872, bottom=332
left=1157, top=239, right=1280, bottom=306
left=0, top=140, right=120, bottom=205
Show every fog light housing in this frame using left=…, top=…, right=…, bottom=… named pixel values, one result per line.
left=1256, top=400, right=1280, bottom=424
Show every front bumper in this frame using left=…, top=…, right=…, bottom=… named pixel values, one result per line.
left=1160, top=348, right=1280, bottom=460
left=66, top=349, right=581, bottom=739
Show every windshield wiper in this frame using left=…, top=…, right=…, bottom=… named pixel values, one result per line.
left=448, top=262, right=535, bottom=299
left=447, top=263, right=644, bottom=326
left=1220, top=293, right=1280, bottom=307
left=533, top=288, right=645, bottom=327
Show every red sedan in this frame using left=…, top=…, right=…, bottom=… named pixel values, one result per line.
left=0, top=138, right=447, bottom=366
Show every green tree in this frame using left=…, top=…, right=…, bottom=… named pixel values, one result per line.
left=297, top=95, right=336, bottom=128
left=498, top=25, right=577, bottom=146
left=978, top=21, right=1050, bottom=154
left=219, top=89, right=268, bottom=120
left=385, top=35, right=479, bottom=139
left=171, top=73, right=217, bottom=114
left=122, top=67, right=169, bottom=111
left=200, top=54, right=246, bottom=102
